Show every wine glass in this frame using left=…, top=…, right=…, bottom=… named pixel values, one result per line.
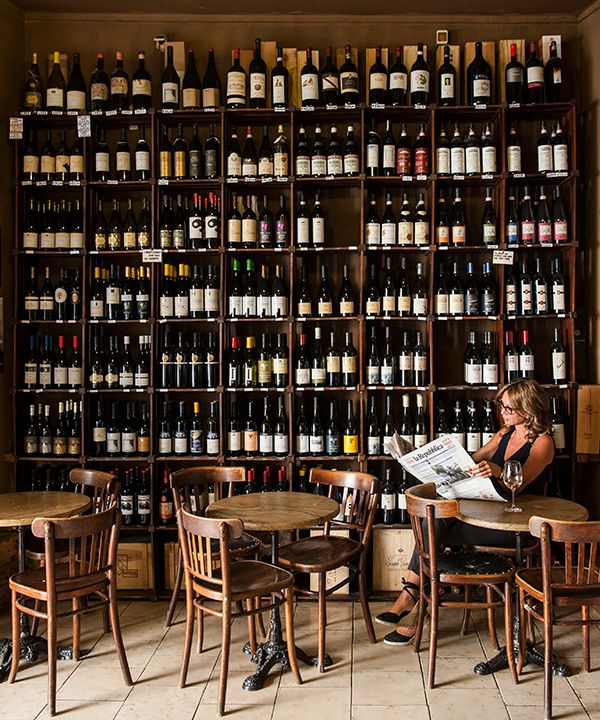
left=503, top=460, right=523, bottom=513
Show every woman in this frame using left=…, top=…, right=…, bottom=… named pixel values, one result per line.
left=378, top=378, right=555, bottom=646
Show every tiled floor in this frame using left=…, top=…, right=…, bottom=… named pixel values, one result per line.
left=1, top=599, right=600, bottom=719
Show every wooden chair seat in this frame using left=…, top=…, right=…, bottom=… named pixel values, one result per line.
left=279, top=535, right=361, bottom=573
left=10, top=564, right=110, bottom=600
left=517, top=567, right=600, bottom=607
left=437, top=551, right=515, bottom=579
left=193, top=560, right=292, bottom=600
left=210, top=532, right=261, bottom=555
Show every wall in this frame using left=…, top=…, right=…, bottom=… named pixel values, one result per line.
left=0, top=0, right=24, bottom=493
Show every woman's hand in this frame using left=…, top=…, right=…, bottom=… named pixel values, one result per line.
left=469, top=460, right=503, bottom=479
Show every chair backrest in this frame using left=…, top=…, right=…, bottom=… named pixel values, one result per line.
left=176, top=507, right=244, bottom=601
left=31, top=504, right=120, bottom=596
left=308, top=468, right=381, bottom=546
left=529, top=516, right=600, bottom=603
left=70, top=468, right=120, bottom=514
left=406, top=483, right=459, bottom=579
left=170, top=466, right=245, bottom=516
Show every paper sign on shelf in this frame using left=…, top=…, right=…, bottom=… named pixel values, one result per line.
left=492, top=250, right=514, bottom=265
left=9, top=117, right=23, bottom=140
left=77, top=115, right=91, bottom=137
left=142, top=249, right=163, bottom=263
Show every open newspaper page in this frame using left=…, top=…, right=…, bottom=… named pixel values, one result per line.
left=384, top=433, right=506, bottom=502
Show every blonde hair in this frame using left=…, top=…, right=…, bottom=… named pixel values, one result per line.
left=495, top=379, right=552, bottom=442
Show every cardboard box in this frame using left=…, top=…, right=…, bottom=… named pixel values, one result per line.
left=309, top=529, right=350, bottom=595
left=576, top=385, right=600, bottom=455
left=372, top=528, right=415, bottom=592
left=116, top=542, right=154, bottom=591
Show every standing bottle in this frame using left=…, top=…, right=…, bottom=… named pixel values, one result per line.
left=550, top=327, right=567, bottom=383
left=182, top=48, right=202, bottom=109
left=505, top=43, right=524, bottom=103
left=526, top=41, right=545, bottom=103
left=389, top=46, right=408, bottom=105
left=66, top=52, right=86, bottom=111
left=409, top=43, right=430, bottom=105
left=271, top=47, right=289, bottom=109
left=339, top=45, right=359, bottom=105
left=90, top=53, right=110, bottom=111
left=437, top=46, right=456, bottom=106
left=467, top=41, right=492, bottom=105
left=202, top=48, right=221, bottom=109
left=249, top=38, right=267, bottom=108
left=301, top=48, right=320, bottom=107
left=544, top=40, right=564, bottom=103
left=24, top=52, right=44, bottom=110
left=110, top=51, right=129, bottom=109
left=46, top=51, right=66, bottom=111
left=369, top=46, right=388, bottom=105
left=518, top=329, right=535, bottom=378
left=132, top=51, right=152, bottom=110
left=343, top=400, right=358, bottom=456
left=162, top=45, right=180, bottom=109
left=320, top=46, right=339, bottom=105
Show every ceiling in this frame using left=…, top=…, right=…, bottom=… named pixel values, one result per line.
left=12, top=0, right=591, bottom=14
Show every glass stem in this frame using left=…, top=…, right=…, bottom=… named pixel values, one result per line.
left=511, top=488, right=516, bottom=509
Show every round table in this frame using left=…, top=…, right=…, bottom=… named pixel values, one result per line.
left=457, top=494, right=588, bottom=678
left=0, top=491, right=91, bottom=680
left=207, top=492, right=339, bottom=691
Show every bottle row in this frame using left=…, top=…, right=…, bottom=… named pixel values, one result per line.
left=24, top=39, right=565, bottom=113
left=20, top=253, right=569, bottom=324
left=20, top=116, right=572, bottom=186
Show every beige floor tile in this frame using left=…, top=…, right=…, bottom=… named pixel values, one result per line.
left=272, top=686, right=350, bottom=720
left=280, top=629, right=352, bottom=687
left=51, top=700, right=123, bottom=720
left=0, top=682, right=48, bottom=720
left=353, top=671, right=425, bottom=706
left=352, top=707, right=430, bottom=720
left=572, top=687, right=600, bottom=718
left=428, top=688, right=510, bottom=720
left=568, top=667, right=600, bottom=690
left=85, top=635, right=159, bottom=668
left=57, top=664, right=142, bottom=702
left=194, top=704, right=275, bottom=720
left=12, top=657, right=80, bottom=687
left=495, top=665, right=580, bottom=707
left=201, top=667, right=280, bottom=706
left=294, top=601, right=353, bottom=632
left=352, top=637, right=422, bottom=672
left=425, top=656, right=498, bottom=688
left=507, top=705, right=588, bottom=720
left=114, top=684, right=204, bottom=720
left=138, top=650, right=217, bottom=687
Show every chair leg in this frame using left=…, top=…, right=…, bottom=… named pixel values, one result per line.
left=246, top=599, right=257, bottom=655
left=30, top=600, right=41, bottom=637
left=504, top=582, right=518, bottom=684
left=414, top=578, right=427, bottom=654
left=517, top=586, right=526, bottom=676
left=180, top=587, right=195, bottom=688
left=102, top=604, right=111, bottom=634
left=283, top=587, right=302, bottom=685
left=543, top=603, right=553, bottom=720
left=428, top=581, right=439, bottom=689
left=218, top=603, right=232, bottom=717
left=72, top=597, right=81, bottom=661
left=486, top=585, right=500, bottom=650
left=461, top=587, right=471, bottom=635
left=196, top=606, right=204, bottom=654
left=8, top=590, right=20, bottom=684
left=582, top=605, right=591, bottom=672
left=166, top=550, right=184, bottom=628
left=47, top=598, right=57, bottom=716
left=108, top=580, right=132, bottom=687
left=317, top=574, right=327, bottom=673
left=358, top=559, right=376, bottom=644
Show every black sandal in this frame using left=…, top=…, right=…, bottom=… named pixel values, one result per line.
left=375, top=578, right=419, bottom=626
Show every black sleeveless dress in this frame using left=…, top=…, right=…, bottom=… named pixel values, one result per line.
left=489, top=427, right=549, bottom=496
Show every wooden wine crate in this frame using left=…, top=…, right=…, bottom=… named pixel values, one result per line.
left=435, top=45, right=462, bottom=105
left=0, top=531, right=17, bottom=610
left=165, top=41, right=186, bottom=83
left=576, top=385, right=600, bottom=455
left=463, top=41, right=496, bottom=103
left=498, top=40, right=525, bottom=102
left=364, top=47, right=390, bottom=104
left=116, top=542, right=154, bottom=591
left=372, top=528, right=415, bottom=592
left=164, top=541, right=179, bottom=591
left=309, top=529, right=350, bottom=595
left=296, top=49, right=320, bottom=110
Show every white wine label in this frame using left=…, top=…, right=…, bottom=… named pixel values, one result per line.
left=205, top=288, right=219, bottom=311
left=93, top=427, right=107, bottom=442
left=527, top=66, right=544, bottom=86
left=340, top=300, right=354, bottom=315
left=383, top=145, right=395, bottom=169
left=368, top=437, right=381, bottom=455
left=483, top=224, right=497, bottom=243
left=366, top=300, right=380, bottom=315
left=370, top=72, right=387, bottom=90
left=340, top=71, right=359, bottom=93
left=410, top=70, right=429, bottom=94
left=116, top=151, right=131, bottom=172
left=397, top=295, right=411, bottom=313
left=67, top=90, right=86, bottom=110
left=467, top=432, right=481, bottom=453
left=366, top=222, right=381, bottom=245
left=302, top=73, right=319, bottom=100
left=414, top=434, right=428, bottom=449
left=229, top=296, right=243, bottom=317
left=227, top=218, right=241, bottom=244
left=46, top=87, right=64, bottom=106
left=519, top=354, right=535, bottom=371
left=327, top=156, right=343, bottom=175
left=552, top=422, right=566, bottom=450
left=296, top=217, right=310, bottom=245
left=390, top=71, right=407, bottom=90
left=413, top=297, right=427, bottom=315
left=343, top=155, right=360, bottom=174
left=436, top=226, right=450, bottom=244
left=273, top=357, right=288, bottom=374
left=135, top=150, right=150, bottom=171
left=437, top=147, right=450, bottom=175
left=440, top=73, right=455, bottom=99
left=449, top=295, right=465, bottom=315
left=414, top=355, right=428, bottom=371
left=507, top=147, right=522, bottom=173
left=318, top=301, right=333, bottom=315
left=162, top=81, right=179, bottom=105
left=91, top=83, right=109, bottom=101
left=227, top=153, right=241, bottom=176
left=250, top=72, right=266, bottom=99
left=381, top=366, right=394, bottom=384
left=183, top=87, right=201, bottom=108
left=466, top=147, right=481, bottom=175
left=227, top=71, right=246, bottom=99
left=259, top=433, right=274, bottom=454
left=273, top=153, right=288, bottom=176
left=382, top=223, right=397, bottom=246
left=159, top=297, right=174, bottom=316
left=538, top=146, right=553, bottom=173
left=257, top=297, right=272, bottom=318
left=133, top=78, right=152, bottom=96
left=111, top=77, right=128, bottom=95
left=482, top=147, right=497, bottom=174
left=228, top=431, right=241, bottom=452
left=482, top=364, right=498, bottom=384
left=298, top=301, right=312, bottom=315
left=326, top=356, right=341, bottom=372
left=296, top=157, right=311, bottom=176
left=382, top=296, right=395, bottom=313
left=552, top=286, right=566, bottom=311
left=399, top=354, right=413, bottom=372
left=40, top=156, right=55, bottom=175
left=296, top=368, right=311, bottom=385
left=23, top=155, right=39, bottom=174
left=414, top=221, right=429, bottom=246
left=242, top=218, right=257, bottom=244
left=311, top=156, right=327, bottom=175
left=535, top=286, right=548, bottom=312
left=342, top=356, right=356, bottom=373
left=367, top=366, right=380, bottom=384
left=203, top=87, right=219, bottom=107
left=95, top=152, right=109, bottom=172
left=435, top=294, right=449, bottom=315
left=553, top=145, right=568, bottom=171
left=473, top=78, right=490, bottom=98
left=465, top=363, right=483, bottom=384
left=55, top=232, right=70, bottom=248
left=272, top=79, right=286, bottom=106
left=506, top=67, right=523, bottom=83
left=242, top=160, right=258, bottom=176
left=367, top=145, right=379, bottom=169
left=450, top=148, right=465, bottom=175
left=23, top=232, right=38, bottom=248
left=174, top=296, right=190, bottom=317
left=312, top=217, right=325, bottom=245
left=552, top=351, right=567, bottom=380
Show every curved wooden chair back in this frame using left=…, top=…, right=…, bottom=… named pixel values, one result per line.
left=70, top=469, right=120, bottom=514
left=31, top=504, right=119, bottom=594
left=176, top=508, right=244, bottom=602
left=170, top=466, right=245, bottom=516
left=529, top=516, right=600, bottom=602
left=406, top=483, right=459, bottom=579
left=308, top=468, right=381, bottom=546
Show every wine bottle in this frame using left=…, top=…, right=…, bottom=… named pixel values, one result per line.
left=450, top=188, right=466, bottom=246
left=550, top=256, right=566, bottom=314
left=389, top=46, right=408, bottom=106
left=438, top=45, right=456, bottom=106
left=450, top=401, right=466, bottom=447
left=110, top=51, right=129, bottom=110
left=518, top=329, right=535, bottom=378
left=482, top=187, right=497, bottom=246
left=537, top=121, right=553, bottom=173
left=369, top=45, right=388, bottom=106
left=532, top=257, right=548, bottom=314
left=161, top=46, right=180, bottom=109
left=550, top=327, right=567, bottom=383
left=339, top=45, right=359, bottom=105
left=505, top=43, right=524, bottom=103
left=544, top=40, right=564, bottom=103
left=66, top=52, right=86, bottom=111
left=465, top=123, right=481, bottom=176
left=202, top=48, right=221, bottom=109
left=271, top=47, right=289, bottom=109
left=46, top=51, right=66, bottom=111
left=132, top=51, right=152, bottom=110
left=467, top=41, right=492, bottom=105
left=182, top=48, right=202, bottom=109
left=301, top=48, right=320, bottom=107
left=366, top=396, right=381, bottom=456
left=450, top=123, right=465, bottom=175
left=310, top=396, right=324, bottom=455
left=526, top=40, right=545, bottom=103
left=464, top=330, right=482, bottom=385
left=341, top=331, right=357, bottom=386
left=90, top=53, right=110, bottom=111
left=24, top=52, right=43, bottom=110
left=466, top=400, right=481, bottom=453
left=249, top=38, right=267, bottom=108
left=409, top=43, right=429, bottom=105
left=550, top=396, right=567, bottom=453
left=342, top=399, right=358, bottom=455
left=397, top=193, right=413, bottom=246
left=326, top=332, right=341, bottom=387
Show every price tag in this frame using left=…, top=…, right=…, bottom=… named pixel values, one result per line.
left=107, top=179, right=118, bottom=185
left=416, top=174, right=428, bottom=181
left=158, top=178, right=169, bottom=186
left=105, top=110, right=118, bottom=116
left=162, top=108, right=173, bottom=114
left=348, top=245, right=358, bottom=251
left=343, top=103, right=356, bottom=110
left=482, top=173, right=493, bottom=180
left=226, top=177, right=238, bottom=184
left=370, top=103, right=385, bottom=110
left=134, top=108, right=148, bottom=115
left=414, top=103, right=426, bottom=110
left=453, top=174, right=465, bottom=181
left=301, top=105, right=315, bottom=112
left=122, top=109, right=132, bottom=115
left=142, top=249, right=163, bottom=263
left=274, top=106, right=286, bottom=112
left=261, top=176, right=273, bottom=183
left=493, top=250, right=515, bottom=265
left=325, top=104, right=338, bottom=111
left=77, top=115, right=91, bottom=137
left=9, top=117, right=23, bottom=140
left=402, top=175, right=413, bottom=182
left=474, top=103, right=487, bottom=110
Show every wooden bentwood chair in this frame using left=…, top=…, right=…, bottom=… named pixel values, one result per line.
left=177, top=508, right=301, bottom=716
left=28, top=468, right=120, bottom=638
left=278, top=468, right=381, bottom=672
left=8, top=504, right=132, bottom=716
left=516, top=517, right=600, bottom=720
left=165, top=467, right=262, bottom=629
left=406, top=483, right=518, bottom=688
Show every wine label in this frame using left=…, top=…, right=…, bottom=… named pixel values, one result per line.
left=367, top=144, right=379, bottom=170
left=228, top=218, right=241, bottom=244
left=414, top=148, right=428, bottom=174
left=111, top=77, right=128, bottom=96
left=227, top=71, right=246, bottom=100
left=227, top=431, right=241, bottom=452
left=436, top=225, right=450, bottom=245
left=472, top=78, right=490, bottom=99
left=116, top=151, right=131, bottom=172
left=296, top=157, right=311, bottom=176
left=482, top=364, right=498, bottom=384
left=259, top=156, right=274, bottom=176
left=344, top=154, right=360, bottom=175
left=207, top=437, right=219, bottom=455
left=519, top=353, right=535, bottom=371
left=158, top=437, right=172, bottom=454
left=465, top=362, right=483, bottom=384
left=318, top=300, right=332, bottom=316
left=552, top=351, right=567, bottom=380
left=367, top=436, right=381, bottom=455
left=452, top=225, right=466, bottom=245
left=506, top=67, right=523, bottom=83
left=133, top=78, right=152, bottom=97
left=366, top=222, right=381, bottom=245
left=449, top=294, right=465, bottom=315
left=450, top=148, right=465, bottom=175
left=366, top=300, right=380, bottom=315
left=527, top=66, right=544, bottom=87
left=343, top=434, right=358, bottom=454
left=381, top=365, right=394, bottom=385
left=553, top=220, right=568, bottom=243
left=552, top=285, right=566, bottom=312
left=467, top=432, right=481, bottom=453
left=312, top=217, right=325, bottom=245
left=259, top=433, right=274, bottom=454
left=414, top=221, right=429, bottom=246
left=381, top=222, right=396, bottom=246
left=436, top=147, right=450, bottom=175
left=326, top=355, right=340, bottom=373
left=382, top=144, right=395, bottom=170
left=396, top=148, right=411, bottom=175
left=440, top=73, right=454, bottom=99
left=162, top=81, right=179, bottom=105
left=174, top=295, right=190, bottom=318
left=482, top=147, right=497, bottom=174
left=410, top=70, right=429, bottom=94
left=23, top=231, right=38, bottom=249
left=122, top=431, right=136, bottom=451
left=272, top=296, right=288, bottom=317
left=296, top=368, right=311, bottom=385
left=203, top=87, right=219, bottom=108
left=390, top=71, right=407, bottom=90
left=505, top=283, right=517, bottom=313
left=296, top=217, right=310, bottom=245
left=258, top=359, right=272, bottom=383
left=413, top=297, right=427, bottom=316
left=95, top=152, right=109, bottom=172
left=205, top=288, right=219, bottom=312
left=91, top=82, right=109, bottom=101
left=342, top=356, right=356, bottom=374
left=273, top=357, right=288, bottom=375
left=483, top=224, right=496, bottom=244
left=340, top=71, right=359, bottom=93
left=23, top=155, right=39, bottom=174
left=67, top=90, right=86, bottom=111
left=552, top=422, right=566, bottom=450
left=298, top=301, right=312, bottom=316
left=242, top=218, right=257, bottom=245
left=520, top=281, right=532, bottom=312
left=243, top=429, right=258, bottom=453
left=327, top=155, right=343, bottom=175
left=296, top=434, right=309, bottom=454
left=399, top=353, right=413, bottom=372
left=537, top=145, right=553, bottom=173
left=309, top=435, right=324, bottom=454
left=55, top=232, right=70, bottom=249
left=183, top=87, right=201, bottom=108
left=553, top=145, right=568, bottom=171
left=311, top=156, right=327, bottom=176
left=46, top=87, right=64, bottom=107
left=242, top=159, right=258, bottom=177
left=242, top=295, right=256, bottom=317
left=465, top=147, right=481, bottom=175
left=367, top=365, right=380, bottom=384
left=414, top=434, right=428, bottom=449
left=507, top=146, right=522, bottom=173
left=535, top=285, right=548, bottom=313
left=174, top=436, right=188, bottom=454
left=397, top=295, right=411, bottom=313
left=435, top=293, right=449, bottom=315
left=250, top=72, right=266, bottom=99
left=272, top=79, right=286, bottom=106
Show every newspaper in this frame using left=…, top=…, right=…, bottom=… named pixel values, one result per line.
left=384, top=433, right=506, bottom=502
